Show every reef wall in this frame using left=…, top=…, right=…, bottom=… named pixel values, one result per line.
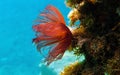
left=61, top=0, right=120, bottom=75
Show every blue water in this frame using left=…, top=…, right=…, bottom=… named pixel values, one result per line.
left=0, top=0, right=85, bottom=75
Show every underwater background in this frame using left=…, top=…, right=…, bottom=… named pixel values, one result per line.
left=0, top=0, right=84, bottom=75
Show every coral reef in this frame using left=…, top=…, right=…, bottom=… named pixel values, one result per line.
left=61, top=0, right=120, bottom=75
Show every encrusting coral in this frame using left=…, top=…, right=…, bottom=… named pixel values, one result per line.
left=61, top=0, right=120, bottom=75
left=60, top=61, right=83, bottom=75
left=68, top=8, right=81, bottom=26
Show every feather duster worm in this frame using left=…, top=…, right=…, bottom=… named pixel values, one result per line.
left=33, top=5, right=73, bottom=65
